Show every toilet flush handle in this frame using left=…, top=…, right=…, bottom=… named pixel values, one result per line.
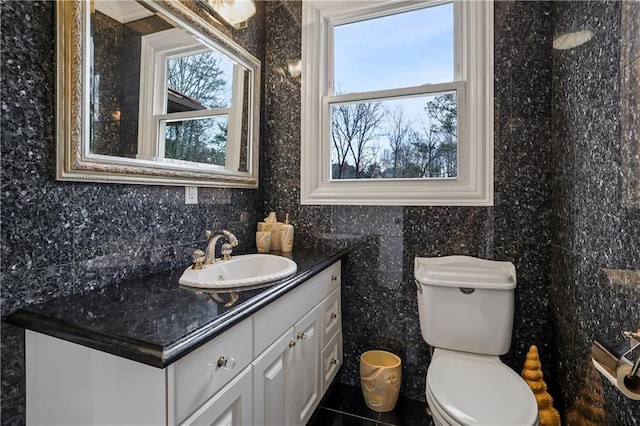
left=414, top=279, right=423, bottom=293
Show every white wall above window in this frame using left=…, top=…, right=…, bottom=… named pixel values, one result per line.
left=301, top=0, right=494, bottom=206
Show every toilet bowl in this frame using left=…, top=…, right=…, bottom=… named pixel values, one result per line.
left=426, top=349, right=539, bottom=426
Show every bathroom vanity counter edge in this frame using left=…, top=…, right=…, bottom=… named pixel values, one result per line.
left=5, top=247, right=353, bottom=368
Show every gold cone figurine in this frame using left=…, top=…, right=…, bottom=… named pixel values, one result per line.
left=521, top=345, right=561, bottom=426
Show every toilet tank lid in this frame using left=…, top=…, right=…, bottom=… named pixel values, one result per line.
left=414, top=256, right=516, bottom=290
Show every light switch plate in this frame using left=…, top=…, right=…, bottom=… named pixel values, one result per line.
left=185, top=186, right=198, bottom=204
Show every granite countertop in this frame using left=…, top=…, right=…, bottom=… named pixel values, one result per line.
left=6, top=247, right=350, bottom=368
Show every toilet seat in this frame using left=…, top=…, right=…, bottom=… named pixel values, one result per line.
left=426, top=349, right=538, bottom=426
left=427, top=384, right=463, bottom=426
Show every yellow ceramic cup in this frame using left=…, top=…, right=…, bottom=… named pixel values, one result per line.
left=255, top=231, right=271, bottom=253
left=360, top=350, right=402, bottom=412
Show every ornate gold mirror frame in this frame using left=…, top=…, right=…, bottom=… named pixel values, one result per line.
left=56, top=0, right=260, bottom=188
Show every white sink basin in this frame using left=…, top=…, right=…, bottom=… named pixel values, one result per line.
left=179, top=254, right=297, bottom=289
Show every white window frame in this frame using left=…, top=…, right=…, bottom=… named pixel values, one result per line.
left=138, top=28, right=245, bottom=171
left=301, top=0, right=494, bottom=206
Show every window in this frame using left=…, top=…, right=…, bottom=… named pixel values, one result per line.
left=301, top=0, right=494, bottom=205
left=138, top=28, right=248, bottom=172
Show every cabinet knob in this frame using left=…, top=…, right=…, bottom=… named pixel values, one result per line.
left=330, top=358, right=339, bottom=365
left=330, top=312, right=338, bottom=319
left=331, top=275, right=338, bottom=282
left=296, top=330, right=314, bottom=341
left=216, top=356, right=236, bottom=370
left=288, top=340, right=296, bottom=348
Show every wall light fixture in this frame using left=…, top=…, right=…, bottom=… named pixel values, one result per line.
left=553, top=30, right=594, bottom=50
left=207, top=0, right=256, bottom=29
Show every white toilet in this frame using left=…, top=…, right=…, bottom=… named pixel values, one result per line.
left=414, top=255, right=539, bottom=426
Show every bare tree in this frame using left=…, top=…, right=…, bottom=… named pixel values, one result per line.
left=410, top=122, right=442, bottom=177
left=331, top=101, right=384, bottom=178
left=384, top=107, right=414, bottom=177
left=331, top=93, right=457, bottom=179
left=167, top=52, right=228, bottom=108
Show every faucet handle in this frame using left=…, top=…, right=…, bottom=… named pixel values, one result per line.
left=221, top=243, right=233, bottom=261
left=205, top=230, right=213, bottom=239
left=192, top=249, right=205, bottom=270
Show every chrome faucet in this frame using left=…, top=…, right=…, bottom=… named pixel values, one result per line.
left=204, top=230, right=239, bottom=264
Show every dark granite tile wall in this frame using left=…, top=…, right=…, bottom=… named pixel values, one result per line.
left=91, top=11, right=171, bottom=157
left=0, top=1, right=263, bottom=423
left=8, top=0, right=638, bottom=424
left=551, top=1, right=640, bottom=424
left=261, top=0, right=555, bottom=403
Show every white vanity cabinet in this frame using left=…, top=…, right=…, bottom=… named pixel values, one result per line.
left=25, top=318, right=255, bottom=426
left=24, top=260, right=342, bottom=426
left=252, top=260, right=342, bottom=426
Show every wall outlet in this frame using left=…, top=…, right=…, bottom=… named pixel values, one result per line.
left=185, top=186, right=198, bottom=204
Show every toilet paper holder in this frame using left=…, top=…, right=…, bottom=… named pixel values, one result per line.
left=621, top=331, right=640, bottom=380
left=591, top=330, right=640, bottom=377
left=591, top=329, right=640, bottom=400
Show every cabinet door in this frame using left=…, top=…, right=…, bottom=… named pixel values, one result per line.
left=180, top=367, right=252, bottom=426
left=252, top=328, right=295, bottom=426
left=292, top=304, right=322, bottom=425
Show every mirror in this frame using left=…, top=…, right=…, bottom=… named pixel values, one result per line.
left=56, top=0, right=260, bottom=187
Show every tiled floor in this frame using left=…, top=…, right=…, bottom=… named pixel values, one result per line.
left=308, top=382, right=433, bottom=426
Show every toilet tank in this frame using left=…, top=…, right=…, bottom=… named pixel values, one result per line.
left=414, top=256, right=516, bottom=356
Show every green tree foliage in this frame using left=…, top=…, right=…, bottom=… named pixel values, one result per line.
left=411, top=93, right=457, bottom=177
left=165, top=118, right=227, bottom=165
left=164, top=51, right=229, bottom=164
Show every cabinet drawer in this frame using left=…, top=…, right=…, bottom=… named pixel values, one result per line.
left=254, top=261, right=341, bottom=357
left=320, top=261, right=341, bottom=295
left=254, top=279, right=320, bottom=357
left=173, top=318, right=253, bottom=423
left=322, top=287, right=341, bottom=347
left=321, top=330, right=343, bottom=393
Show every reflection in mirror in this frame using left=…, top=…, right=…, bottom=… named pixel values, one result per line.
left=136, top=25, right=249, bottom=172
left=57, top=0, right=260, bottom=187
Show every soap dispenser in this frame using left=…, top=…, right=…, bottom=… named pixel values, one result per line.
left=280, top=213, right=294, bottom=253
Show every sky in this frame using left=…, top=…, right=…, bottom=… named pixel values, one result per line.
left=334, top=2, right=454, bottom=94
